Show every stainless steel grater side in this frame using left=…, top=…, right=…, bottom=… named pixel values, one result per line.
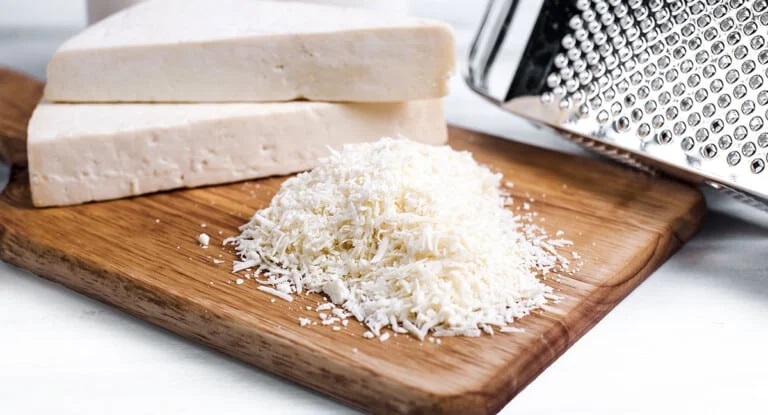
left=465, top=0, right=768, bottom=210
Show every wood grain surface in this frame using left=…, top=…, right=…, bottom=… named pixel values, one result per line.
left=0, top=68, right=706, bottom=414
left=0, top=67, right=41, bottom=166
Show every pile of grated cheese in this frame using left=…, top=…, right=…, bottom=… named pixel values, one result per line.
left=226, top=138, right=570, bottom=340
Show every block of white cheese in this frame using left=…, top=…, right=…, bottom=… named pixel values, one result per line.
left=45, top=0, right=455, bottom=103
left=27, top=99, right=446, bottom=207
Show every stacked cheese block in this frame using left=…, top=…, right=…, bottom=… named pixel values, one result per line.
left=29, top=0, right=455, bottom=207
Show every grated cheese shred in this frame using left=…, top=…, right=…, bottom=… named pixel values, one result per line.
left=227, top=138, right=570, bottom=339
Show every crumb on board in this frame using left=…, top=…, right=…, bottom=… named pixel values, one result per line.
left=571, top=251, right=581, bottom=260
left=256, top=286, right=293, bottom=302
left=298, top=317, right=312, bottom=327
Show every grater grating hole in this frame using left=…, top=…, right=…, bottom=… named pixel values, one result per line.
left=702, top=143, right=718, bottom=158
left=735, top=126, right=748, bottom=140
left=682, top=137, right=695, bottom=151
left=688, top=112, right=701, bottom=127
left=735, top=46, right=749, bottom=61
left=734, top=84, right=747, bottom=99
left=742, top=100, right=756, bottom=115
left=719, top=135, right=734, bottom=149
left=696, top=128, right=710, bottom=142
left=743, top=142, right=757, bottom=157
left=702, top=103, right=716, bottom=117
left=744, top=20, right=757, bottom=37
left=726, top=109, right=740, bottom=124
left=758, top=132, right=768, bottom=147
left=758, top=91, right=768, bottom=105
left=727, top=151, right=742, bottom=166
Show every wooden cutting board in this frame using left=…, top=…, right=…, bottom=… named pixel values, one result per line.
left=0, top=68, right=705, bottom=414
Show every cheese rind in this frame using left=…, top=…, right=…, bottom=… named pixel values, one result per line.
left=44, top=0, right=455, bottom=103
left=27, top=100, right=447, bottom=207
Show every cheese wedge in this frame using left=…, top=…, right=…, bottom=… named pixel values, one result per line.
left=44, top=0, right=455, bottom=103
left=27, top=100, right=446, bottom=207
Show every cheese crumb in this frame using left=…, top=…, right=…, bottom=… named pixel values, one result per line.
left=235, top=278, right=244, bottom=285
left=332, top=309, right=348, bottom=319
left=197, top=233, right=210, bottom=247
left=316, top=303, right=335, bottom=311
left=571, top=251, right=581, bottom=259
left=227, top=138, right=571, bottom=340
left=257, top=286, right=293, bottom=302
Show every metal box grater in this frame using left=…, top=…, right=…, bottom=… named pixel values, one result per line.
left=466, top=0, right=768, bottom=210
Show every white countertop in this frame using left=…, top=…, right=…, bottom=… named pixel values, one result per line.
left=1, top=2, right=767, bottom=414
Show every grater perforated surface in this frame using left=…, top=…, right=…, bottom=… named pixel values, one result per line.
left=465, top=0, right=768, bottom=206
left=543, top=0, right=768, bottom=177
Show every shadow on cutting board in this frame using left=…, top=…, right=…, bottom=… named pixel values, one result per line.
left=0, top=161, right=9, bottom=195
left=0, top=170, right=35, bottom=209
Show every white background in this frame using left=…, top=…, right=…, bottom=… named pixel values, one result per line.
left=1, top=1, right=767, bottom=414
